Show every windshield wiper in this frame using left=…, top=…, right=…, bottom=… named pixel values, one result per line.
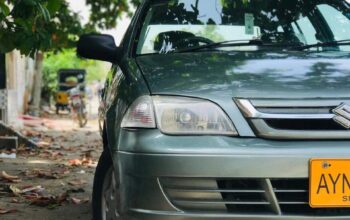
left=175, top=39, right=265, bottom=53
left=292, top=39, right=350, bottom=51
left=174, top=39, right=303, bottom=53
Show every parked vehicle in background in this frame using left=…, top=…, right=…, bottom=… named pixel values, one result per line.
left=77, top=0, right=350, bottom=219
left=69, top=85, right=88, bottom=128
left=55, top=69, right=86, bottom=114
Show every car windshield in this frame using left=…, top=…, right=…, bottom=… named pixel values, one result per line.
left=136, top=0, right=350, bottom=54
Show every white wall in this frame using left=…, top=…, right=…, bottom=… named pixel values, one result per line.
left=5, top=51, right=35, bottom=127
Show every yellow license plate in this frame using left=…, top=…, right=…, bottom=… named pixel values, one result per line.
left=310, top=159, right=350, bottom=208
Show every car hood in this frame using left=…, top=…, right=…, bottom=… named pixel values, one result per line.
left=136, top=51, right=350, bottom=100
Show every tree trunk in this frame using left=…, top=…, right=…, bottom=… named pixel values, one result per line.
left=30, top=52, right=44, bottom=117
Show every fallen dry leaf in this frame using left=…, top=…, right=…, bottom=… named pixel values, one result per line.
left=68, top=159, right=82, bottom=166
left=21, top=129, right=40, bottom=137
left=37, top=141, right=51, bottom=148
left=1, top=171, right=21, bottom=183
left=9, top=185, right=45, bottom=196
left=9, top=185, right=22, bottom=196
left=81, top=158, right=94, bottom=166
left=23, top=194, right=41, bottom=200
left=38, top=150, right=64, bottom=160
left=68, top=158, right=95, bottom=167
left=24, top=168, right=69, bottom=179
left=68, top=179, right=87, bottom=186
left=70, top=197, right=89, bottom=205
left=29, top=193, right=68, bottom=207
left=21, top=185, right=45, bottom=194
left=17, top=147, right=38, bottom=157
left=0, top=208, right=16, bottom=214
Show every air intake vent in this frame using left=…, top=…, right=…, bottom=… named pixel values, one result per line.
left=217, top=179, right=274, bottom=214
left=160, top=177, right=226, bottom=211
left=159, top=177, right=350, bottom=216
left=265, top=119, right=346, bottom=130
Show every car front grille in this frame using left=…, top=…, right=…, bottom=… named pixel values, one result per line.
left=235, top=99, right=350, bottom=140
left=159, top=178, right=350, bottom=216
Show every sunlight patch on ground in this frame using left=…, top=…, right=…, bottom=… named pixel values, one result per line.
left=26, top=159, right=57, bottom=164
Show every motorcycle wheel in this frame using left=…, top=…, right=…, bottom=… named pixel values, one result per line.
left=77, top=107, right=88, bottom=128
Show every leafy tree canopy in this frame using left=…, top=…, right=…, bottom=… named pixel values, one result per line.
left=87, top=0, right=141, bottom=29
left=0, top=0, right=141, bottom=56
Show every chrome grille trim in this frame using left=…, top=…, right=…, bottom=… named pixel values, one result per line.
left=235, top=99, right=350, bottom=140
left=165, top=188, right=266, bottom=193
left=173, top=200, right=271, bottom=205
left=157, top=178, right=182, bottom=212
left=250, top=99, right=350, bottom=107
left=236, top=99, right=334, bottom=119
left=262, top=178, right=282, bottom=215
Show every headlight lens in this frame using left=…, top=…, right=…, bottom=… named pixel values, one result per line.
left=153, top=96, right=238, bottom=136
left=121, top=96, right=237, bottom=136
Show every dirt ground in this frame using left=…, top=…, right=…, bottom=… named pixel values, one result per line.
left=0, top=114, right=102, bottom=220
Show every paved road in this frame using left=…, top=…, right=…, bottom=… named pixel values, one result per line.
left=0, top=115, right=102, bottom=220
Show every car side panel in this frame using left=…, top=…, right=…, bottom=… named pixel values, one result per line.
left=104, top=58, right=150, bottom=153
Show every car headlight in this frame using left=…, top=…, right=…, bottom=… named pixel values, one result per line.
left=121, top=96, right=238, bottom=136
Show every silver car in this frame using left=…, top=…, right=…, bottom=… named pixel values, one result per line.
left=77, top=0, right=350, bottom=219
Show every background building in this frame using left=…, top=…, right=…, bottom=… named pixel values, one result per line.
left=0, top=51, right=36, bottom=128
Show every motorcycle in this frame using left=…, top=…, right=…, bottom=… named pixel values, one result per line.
left=69, top=86, right=88, bottom=128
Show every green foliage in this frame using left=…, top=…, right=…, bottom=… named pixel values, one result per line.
left=0, top=0, right=67, bottom=56
left=0, top=0, right=87, bottom=56
left=0, top=0, right=141, bottom=102
left=49, top=3, right=88, bottom=50
left=0, top=1, right=10, bottom=16
left=0, top=0, right=142, bottom=56
left=86, top=0, right=141, bottom=29
left=43, top=49, right=107, bottom=96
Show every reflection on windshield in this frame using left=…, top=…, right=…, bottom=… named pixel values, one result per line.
left=136, top=0, right=350, bottom=54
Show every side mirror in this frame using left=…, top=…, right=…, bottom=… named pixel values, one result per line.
left=77, top=34, right=122, bottom=63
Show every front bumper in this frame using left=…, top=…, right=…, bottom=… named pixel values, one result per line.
left=115, top=129, right=350, bottom=219
left=126, top=210, right=350, bottom=220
